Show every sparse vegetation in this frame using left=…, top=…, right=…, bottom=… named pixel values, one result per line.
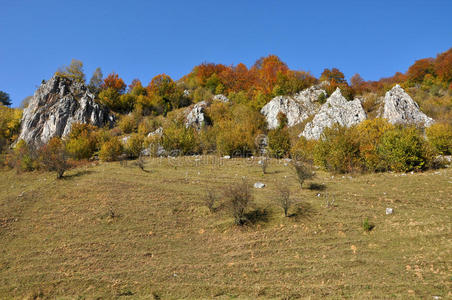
left=292, top=160, right=314, bottom=189
left=275, top=183, right=292, bottom=217
left=224, top=178, right=253, bottom=225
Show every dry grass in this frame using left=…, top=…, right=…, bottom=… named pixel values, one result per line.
left=0, top=156, right=451, bottom=299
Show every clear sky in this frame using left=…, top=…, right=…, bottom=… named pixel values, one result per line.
left=1, top=0, right=452, bottom=107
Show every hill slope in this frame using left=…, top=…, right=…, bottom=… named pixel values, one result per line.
left=0, top=158, right=451, bottom=299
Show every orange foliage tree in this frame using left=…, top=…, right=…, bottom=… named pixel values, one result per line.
left=102, top=72, right=126, bottom=94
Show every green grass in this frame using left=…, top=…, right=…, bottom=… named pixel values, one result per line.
left=0, top=157, right=451, bottom=299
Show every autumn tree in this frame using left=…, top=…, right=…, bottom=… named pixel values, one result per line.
left=0, top=91, right=11, bottom=106
left=251, top=55, right=289, bottom=94
left=350, top=73, right=366, bottom=94
left=406, top=58, right=434, bottom=83
left=57, top=59, right=86, bottom=83
left=147, top=74, right=187, bottom=114
left=88, top=67, right=103, bottom=93
left=434, top=48, right=452, bottom=83
left=102, top=72, right=126, bottom=93
left=320, top=68, right=346, bottom=84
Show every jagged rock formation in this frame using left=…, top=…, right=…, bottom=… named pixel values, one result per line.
left=301, top=88, right=366, bottom=140
left=185, top=101, right=209, bottom=130
left=18, top=75, right=114, bottom=146
left=261, top=86, right=326, bottom=129
left=382, top=84, right=434, bottom=127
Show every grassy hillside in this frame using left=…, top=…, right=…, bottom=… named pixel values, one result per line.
left=0, top=157, right=451, bottom=299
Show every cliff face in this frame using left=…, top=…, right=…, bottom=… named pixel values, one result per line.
left=382, top=85, right=434, bottom=127
left=18, top=75, right=114, bottom=146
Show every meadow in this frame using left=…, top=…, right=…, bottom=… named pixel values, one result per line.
left=0, top=156, right=450, bottom=299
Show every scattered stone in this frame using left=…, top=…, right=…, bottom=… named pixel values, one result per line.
left=18, top=74, right=114, bottom=146
left=301, top=88, right=366, bottom=140
left=254, top=182, right=266, bottom=189
left=386, top=208, right=393, bottom=215
left=382, top=84, right=434, bottom=127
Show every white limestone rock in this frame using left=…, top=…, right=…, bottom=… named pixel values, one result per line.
left=382, top=84, right=434, bottom=127
left=261, top=86, right=326, bottom=129
left=301, top=88, right=367, bottom=140
left=185, top=101, right=209, bottom=130
left=17, top=75, right=114, bottom=146
left=213, top=94, right=229, bottom=103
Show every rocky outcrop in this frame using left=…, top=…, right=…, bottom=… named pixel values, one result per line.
left=261, top=86, right=326, bottom=129
left=185, top=101, right=209, bottom=130
left=301, top=88, right=366, bottom=140
left=18, top=75, right=114, bottom=146
left=213, top=94, right=229, bottom=103
left=382, top=84, right=434, bottom=127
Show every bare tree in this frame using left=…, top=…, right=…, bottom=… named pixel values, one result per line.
left=224, top=179, right=253, bottom=225
left=292, top=160, right=314, bottom=189
left=204, top=187, right=216, bottom=213
left=275, top=184, right=292, bottom=217
left=260, top=157, right=268, bottom=174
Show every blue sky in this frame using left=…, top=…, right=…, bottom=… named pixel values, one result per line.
left=1, top=0, right=451, bottom=107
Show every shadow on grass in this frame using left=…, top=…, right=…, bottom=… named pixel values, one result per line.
left=244, top=208, right=270, bottom=225
left=288, top=202, right=316, bottom=221
left=308, top=183, right=326, bottom=191
left=63, top=170, right=94, bottom=179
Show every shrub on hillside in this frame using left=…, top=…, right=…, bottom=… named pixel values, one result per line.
left=426, top=122, right=452, bottom=155
left=377, top=126, right=433, bottom=172
left=39, top=137, right=72, bottom=179
left=125, top=134, right=144, bottom=158
left=314, top=124, right=363, bottom=173
left=161, top=121, right=199, bottom=155
left=290, top=136, right=316, bottom=162
left=213, top=104, right=265, bottom=156
left=0, top=104, right=22, bottom=144
left=10, top=140, right=39, bottom=172
left=118, top=114, right=138, bottom=134
left=99, top=137, right=123, bottom=161
left=267, top=127, right=291, bottom=158
left=356, top=118, right=394, bottom=171
left=66, top=123, right=99, bottom=160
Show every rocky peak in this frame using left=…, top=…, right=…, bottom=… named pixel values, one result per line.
left=260, top=86, right=326, bottom=129
left=18, top=75, right=114, bottom=146
left=300, top=88, right=367, bottom=140
left=382, top=84, right=434, bottom=127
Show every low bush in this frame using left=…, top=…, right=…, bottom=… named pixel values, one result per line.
left=99, top=137, right=123, bottom=161
left=377, top=126, right=433, bottom=172
left=39, top=137, right=72, bottom=179
left=10, top=140, right=38, bottom=172
left=118, top=114, right=138, bottom=134
left=65, top=123, right=99, bottom=160
left=314, top=124, right=362, bottom=173
left=426, top=122, right=452, bottom=155
left=161, top=121, right=199, bottom=155
left=125, top=134, right=144, bottom=158
left=267, top=127, right=291, bottom=158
